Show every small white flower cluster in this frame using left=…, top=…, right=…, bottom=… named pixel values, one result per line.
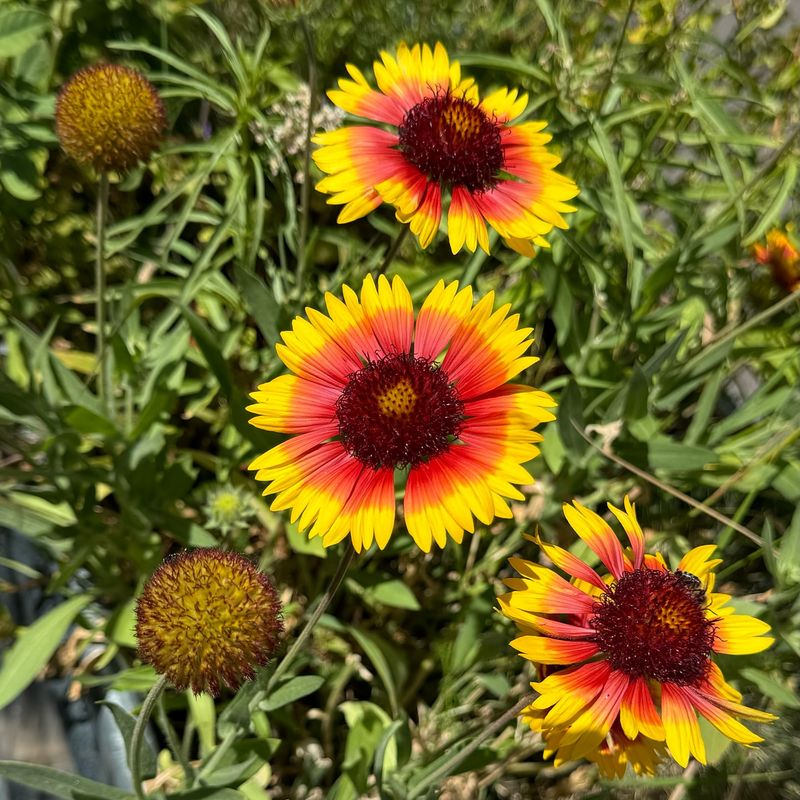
left=253, top=84, right=345, bottom=180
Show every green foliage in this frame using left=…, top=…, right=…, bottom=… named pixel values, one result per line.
left=1, top=0, right=799, bottom=798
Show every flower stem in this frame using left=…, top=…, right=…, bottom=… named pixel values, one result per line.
left=296, top=16, right=317, bottom=292
left=130, top=674, right=168, bottom=800
left=267, top=546, right=355, bottom=692
left=156, top=693, right=195, bottom=786
left=198, top=548, right=356, bottom=778
left=406, top=692, right=535, bottom=799
left=95, top=172, right=111, bottom=415
left=377, top=226, right=409, bottom=276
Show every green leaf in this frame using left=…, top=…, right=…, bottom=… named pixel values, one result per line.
left=366, top=580, right=420, bottom=611
left=0, top=152, right=41, bottom=200
left=102, top=702, right=157, bottom=779
left=697, top=715, right=732, bottom=765
left=180, top=307, right=233, bottom=397
left=350, top=629, right=399, bottom=716
left=646, top=439, right=717, bottom=472
left=260, top=675, right=325, bottom=712
left=234, top=266, right=282, bottom=347
left=739, top=667, right=800, bottom=709
left=106, top=598, right=137, bottom=649
left=743, top=160, right=798, bottom=246
left=285, top=520, right=327, bottom=558
left=0, top=594, right=91, bottom=710
left=170, top=789, right=246, bottom=800
left=0, top=492, right=76, bottom=537
left=684, top=370, right=724, bottom=444
left=556, top=379, right=587, bottom=455
left=592, top=120, right=635, bottom=268
left=64, top=405, right=117, bottom=437
left=0, top=761, right=133, bottom=800
left=0, top=7, right=51, bottom=58
left=778, top=507, right=800, bottom=581
left=339, top=701, right=393, bottom=796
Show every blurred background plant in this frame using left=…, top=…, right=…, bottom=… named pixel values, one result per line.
left=0, top=0, right=799, bottom=798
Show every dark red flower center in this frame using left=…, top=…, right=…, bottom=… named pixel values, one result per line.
left=335, top=352, right=463, bottom=470
left=590, top=569, right=716, bottom=685
left=398, top=91, right=504, bottom=192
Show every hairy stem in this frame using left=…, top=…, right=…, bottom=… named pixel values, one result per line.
left=130, top=674, right=168, bottom=800
left=95, top=172, right=112, bottom=414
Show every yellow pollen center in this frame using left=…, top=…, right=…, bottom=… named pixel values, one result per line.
left=377, top=379, right=417, bottom=417
left=441, top=104, right=481, bottom=143
left=654, top=603, right=688, bottom=633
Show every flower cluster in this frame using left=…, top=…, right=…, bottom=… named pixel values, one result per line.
left=500, top=498, right=775, bottom=777
left=253, top=84, right=345, bottom=180
left=98, top=37, right=778, bottom=786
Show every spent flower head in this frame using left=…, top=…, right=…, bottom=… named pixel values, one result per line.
left=500, top=497, right=776, bottom=777
left=136, top=548, right=283, bottom=695
left=56, top=64, right=166, bottom=173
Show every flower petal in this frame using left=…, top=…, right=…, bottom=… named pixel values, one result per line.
left=532, top=660, right=611, bottom=726
left=608, top=495, right=645, bottom=570
left=683, top=686, right=766, bottom=746
left=395, top=181, right=442, bottom=249
left=497, top=594, right=596, bottom=638
left=713, top=614, right=774, bottom=655
left=359, top=274, right=414, bottom=356
left=313, top=126, right=400, bottom=223
left=557, top=669, right=630, bottom=760
left=448, top=185, right=490, bottom=254
left=677, top=544, right=722, bottom=578
left=563, top=501, right=627, bottom=579
left=321, top=466, right=395, bottom=552
left=661, top=683, right=706, bottom=767
left=504, top=558, right=597, bottom=616
left=413, top=279, right=473, bottom=361
left=247, top=374, right=339, bottom=433
left=479, top=86, right=528, bottom=123
left=620, top=677, right=665, bottom=741
left=510, top=634, right=600, bottom=665
left=442, top=292, right=537, bottom=399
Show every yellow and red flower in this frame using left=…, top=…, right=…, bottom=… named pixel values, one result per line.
left=247, top=274, right=555, bottom=553
left=312, top=43, right=578, bottom=256
left=753, top=228, right=800, bottom=293
left=500, top=497, right=776, bottom=776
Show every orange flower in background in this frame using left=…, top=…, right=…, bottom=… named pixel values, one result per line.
left=136, top=549, right=283, bottom=695
left=313, top=43, right=578, bottom=256
left=500, top=497, right=776, bottom=776
left=248, top=274, right=555, bottom=553
left=753, top=228, right=800, bottom=293
left=56, top=64, right=166, bottom=172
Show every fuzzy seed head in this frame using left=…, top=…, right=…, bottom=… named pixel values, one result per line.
left=135, top=549, right=283, bottom=695
left=56, top=64, right=166, bottom=172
